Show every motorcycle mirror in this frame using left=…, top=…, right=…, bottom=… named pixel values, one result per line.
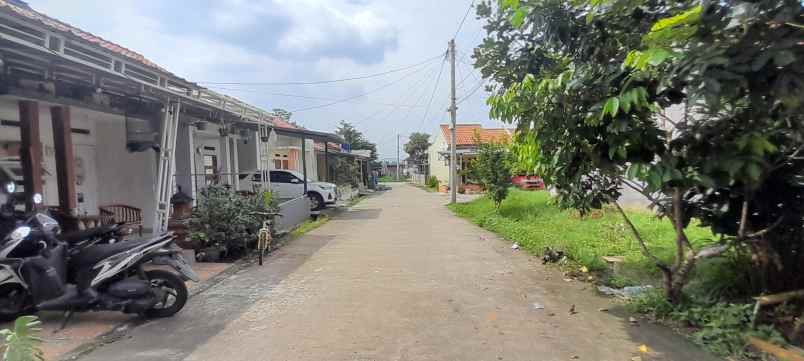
left=3, top=182, right=14, bottom=194
left=32, top=193, right=43, bottom=205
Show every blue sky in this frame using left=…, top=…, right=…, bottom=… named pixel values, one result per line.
left=31, top=0, right=503, bottom=160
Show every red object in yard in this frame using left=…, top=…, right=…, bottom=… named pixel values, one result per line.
left=511, top=175, right=545, bottom=190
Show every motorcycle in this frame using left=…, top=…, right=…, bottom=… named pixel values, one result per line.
left=0, top=181, right=199, bottom=322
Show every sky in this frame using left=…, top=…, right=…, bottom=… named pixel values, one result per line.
left=30, top=0, right=504, bottom=161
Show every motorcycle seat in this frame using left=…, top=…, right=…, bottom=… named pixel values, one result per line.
left=71, top=236, right=164, bottom=267
left=59, top=224, right=118, bottom=245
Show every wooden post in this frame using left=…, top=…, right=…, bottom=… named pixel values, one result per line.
left=51, top=106, right=77, bottom=212
left=18, top=101, right=43, bottom=211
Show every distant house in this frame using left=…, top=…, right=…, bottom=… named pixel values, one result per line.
left=427, top=124, right=512, bottom=189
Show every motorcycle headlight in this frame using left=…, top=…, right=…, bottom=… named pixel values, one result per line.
left=10, top=226, right=31, bottom=242
left=32, top=193, right=43, bottom=205
left=4, top=182, right=14, bottom=194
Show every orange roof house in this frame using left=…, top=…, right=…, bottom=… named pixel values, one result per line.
left=426, top=124, right=513, bottom=186
left=438, top=124, right=512, bottom=146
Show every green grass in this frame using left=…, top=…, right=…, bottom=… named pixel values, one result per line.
left=290, top=215, right=330, bottom=238
left=378, top=176, right=406, bottom=182
left=448, top=189, right=714, bottom=282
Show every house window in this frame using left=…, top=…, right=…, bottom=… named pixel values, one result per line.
left=203, top=154, right=218, bottom=185
left=273, top=154, right=290, bottom=170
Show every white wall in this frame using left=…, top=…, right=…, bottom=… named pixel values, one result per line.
left=428, top=126, right=449, bottom=184
left=93, top=112, right=157, bottom=230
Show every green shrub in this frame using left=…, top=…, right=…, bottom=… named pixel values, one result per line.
left=627, top=295, right=787, bottom=358
left=191, top=186, right=278, bottom=257
left=467, top=140, right=512, bottom=209
left=426, top=176, right=439, bottom=189
left=0, top=316, right=43, bottom=361
left=626, top=288, right=676, bottom=320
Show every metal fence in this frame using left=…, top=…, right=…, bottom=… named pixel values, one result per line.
left=411, top=174, right=427, bottom=186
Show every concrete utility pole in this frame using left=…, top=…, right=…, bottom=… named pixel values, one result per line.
left=448, top=39, right=457, bottom=204
left=396, top=134, right=401, bottom=180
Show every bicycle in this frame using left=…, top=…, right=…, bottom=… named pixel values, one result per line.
left=252, top=211, right=281, bottom=266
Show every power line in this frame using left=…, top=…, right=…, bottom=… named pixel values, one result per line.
left=352, top=59, right=444, bottom=127
left=457, top=78, right=486, bottom=105
left=205, top=86, right=425, bottom=109
left=196, top=54, right=442, bottom=86
left=418, top=58, right=448, bottom=131
left=453, top=0, right=476, bottom=40
left=290, top=56, right=443, bottom=113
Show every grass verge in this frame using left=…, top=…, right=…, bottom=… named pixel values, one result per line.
left=379, top=176, right=407, bottom=182
left=447, top=189, right=713, bottom=284
left=290, top=215, right=330, bottom=238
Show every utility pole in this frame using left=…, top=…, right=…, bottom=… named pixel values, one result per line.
left=396, top=134, right=400, bottom=180
left=448, top=39, right=457, bottom=204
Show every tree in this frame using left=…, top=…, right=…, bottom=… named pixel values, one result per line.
left=335, top=121, right=378, bottom=161
left=468, top=138, right=512, bottom=210
left=271, top=108, right=292, bottom=121
left=476, top=0, right=804, bottom=302
left=403, top=132, right=431, bottom=172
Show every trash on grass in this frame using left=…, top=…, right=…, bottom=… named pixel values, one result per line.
left=542, top=247, right=565, bottom=264
left=511, top=243, right=520, bottom=250
left=597, top=285, right=654, bottom=299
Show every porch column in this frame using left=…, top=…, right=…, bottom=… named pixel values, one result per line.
left=220, top=133, right=231, bottom=186
left=18, top=101, right=43, bottom=211
left=51, top=106, right=77, bottom=212
left=231, top=136, right=239, bottom=190
left=301, top=136, right=308, bottom=194
left=324, top=142, right=329, bottom=182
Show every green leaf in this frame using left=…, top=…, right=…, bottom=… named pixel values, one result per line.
left=745, top=163, right=762, bottom=182
left=647, top=48, right=673, bottom=66
left=650, top=5, right=702, bottom=32
left=511, top=8, right=527, bottom=28
left=751, top=51, right=774, bottom=71
left=773, top=50, right=796, bottom=67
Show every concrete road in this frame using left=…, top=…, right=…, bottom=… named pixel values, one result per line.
left=76, top=184, right=717, bottom=361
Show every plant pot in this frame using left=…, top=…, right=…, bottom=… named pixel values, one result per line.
left=196, top=245, right=227, bottom=262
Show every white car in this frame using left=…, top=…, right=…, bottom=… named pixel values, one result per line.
left=239, top=169, right=337, bottom=210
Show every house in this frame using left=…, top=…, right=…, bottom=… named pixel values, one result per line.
left=427, top=124, right=512, bottom=190
left=0, top=0, right=341, bottom=234
left=314, top=141, right=370, bottom=191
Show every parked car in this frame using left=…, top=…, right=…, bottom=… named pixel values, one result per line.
left=239, top=169, right=337, bottom=210
left=511, top=175, right=545, bottom=190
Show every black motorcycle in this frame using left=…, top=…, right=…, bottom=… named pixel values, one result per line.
left=0, top=182, right=199, bottom=322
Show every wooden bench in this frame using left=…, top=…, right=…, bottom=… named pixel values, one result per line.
left=99, top=204, right=143, bottom=236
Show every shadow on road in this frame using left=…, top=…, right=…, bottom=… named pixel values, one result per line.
left=335, top=208, right=383, bottom=220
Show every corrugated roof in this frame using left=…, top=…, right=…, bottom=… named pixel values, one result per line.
left=0, top=1, right=342, bottom=138
left=0, top=0, right=170, bottom=74
left=439, top=124, right=511, bottom=146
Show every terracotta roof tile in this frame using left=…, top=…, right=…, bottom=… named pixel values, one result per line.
left=268, top=116, right=301, bottom=130
left=440, top=124, right=511, bottom=146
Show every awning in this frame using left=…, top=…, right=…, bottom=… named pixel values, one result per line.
left=272, top=126, right=344, bottom=144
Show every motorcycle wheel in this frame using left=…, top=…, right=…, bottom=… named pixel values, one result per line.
left=0, top=284, right=31, bottom=321
left=143, top=270, right=188, bottom=318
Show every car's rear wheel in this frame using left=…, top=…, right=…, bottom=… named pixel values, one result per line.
left=308, top=192, right=324, bottom=211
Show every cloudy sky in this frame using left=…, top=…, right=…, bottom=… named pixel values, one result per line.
left=31, top=0, right=502, bottom=160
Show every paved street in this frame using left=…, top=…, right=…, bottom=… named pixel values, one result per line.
left=76, top=184, right=717, bottom=361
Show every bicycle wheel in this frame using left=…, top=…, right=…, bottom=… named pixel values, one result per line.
left=257, top=229, right=270, bottom=266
